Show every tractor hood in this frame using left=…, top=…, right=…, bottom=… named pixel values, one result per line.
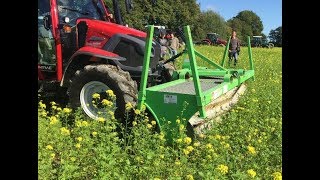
left=74, top=18, right=161, bottom=74
left=75, top=18, right=147, bottom=50
left=77, top=18, right=146, bottom=38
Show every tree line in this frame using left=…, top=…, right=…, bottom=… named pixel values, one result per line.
left=105, top=0, right=282, bottom=46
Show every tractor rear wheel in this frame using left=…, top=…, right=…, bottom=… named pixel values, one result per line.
left=68, top=64, right=138, bottom=120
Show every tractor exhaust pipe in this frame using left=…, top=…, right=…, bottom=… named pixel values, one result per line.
left=112, top=0, right=123, bottom=25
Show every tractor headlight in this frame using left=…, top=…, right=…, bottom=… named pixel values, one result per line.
left=64, top=17, right=70, bottom=23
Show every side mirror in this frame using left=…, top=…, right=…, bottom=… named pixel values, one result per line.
left=125, top=0, right=133, bottom=13
left=43, top=15, right=51, bottom=30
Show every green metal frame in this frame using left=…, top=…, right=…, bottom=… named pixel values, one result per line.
left=138, top=25, right=254, bottom=140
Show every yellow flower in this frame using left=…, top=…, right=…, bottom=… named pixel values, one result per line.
left=98, top=117, right=105, bottom=123
left=215, top=134, right=221, bottom=140
left=46, top=145, right=53, bottom=150
left=184, top=137, right=192, bottom=145
left=57, top=107, right=62, bottom=111
left=125, top=102, right=133, bottom=111
left=92, top=132, right=98, bottom=137
left=272, top=172, right=282, bottom=180
left=175, top=161, right=181, bottom=166
left=247, top=145, right=257, bottom=155
left=206, top=155, right=212, bottom=160
left=76, top=137, right=83, bottom=142
left=247, top=169, right=257, bottom=178
left=176, top=138, right=182, bottom=143
left=216, top=164, right=228, bottom=175
left=63, top=108, right=72, bottom=113
left=199, top=134, right=205, bottom=138
left=179, top=124, right=185, bottom=131
left=183, top=149, right=190, bottom=155
left=176, top=119, right=181, bottom=124
left=206, top=143, right=213, bottom=149
left=186, top=146, right=194, bottom=152
left=132, top=121, right=137, bottom=126
left=102, top=99, right=113, bottom=107
left=159, top=154, right=164, bottom=159
left=140, top=104, right=146, bottom=111
left=134, top=109, right=141, bottom=115
left=49, top=116, right=58, bottom=125
left=158, top=133, right=165, bottom=141
left=50, top=101, right=56, bottom=106
left=39, top=101, right=46, bottom=109
left=75, top=121, right=81, bottom=127
left=106, top=89, right=115, bottom=97
left=151, top=120, right=157, bottom=125
left=75, top=143, right=81, bottom=149
left=51, top=105, right=57, bottom=110
left=92, top=93, right=100, bottom=99
left=224, top=143, right=230, bottom=149
left=60, top=127, right=70, bottom=136
left=193, top=142, right=200, bottom=147
left=50, top=153, right=55, bottom=159
left=81, top=121, right=89, bottom=127
left=40, top=111, right=47, bottom=117
left=186, top=174, right=194, bottom=180
left=70, top=157, right=76, bottom=162
left=147, top=124, right=153, bottom=129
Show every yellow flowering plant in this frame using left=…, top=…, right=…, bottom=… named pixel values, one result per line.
left=38, top=48, right=281, bottom=179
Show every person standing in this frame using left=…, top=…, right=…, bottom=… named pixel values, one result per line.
left=169, top=32, right=180, bottom=56
left=158, top=32, right=169, bottom=59
left=228, top=30, right=241, bottom=66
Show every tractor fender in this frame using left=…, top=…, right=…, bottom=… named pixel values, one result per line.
left=60, top=46, right=126, bottom=87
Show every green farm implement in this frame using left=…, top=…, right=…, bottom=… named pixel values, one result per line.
left=137, top=25, right=255, bottom=139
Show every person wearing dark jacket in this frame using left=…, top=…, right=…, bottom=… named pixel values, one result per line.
left=228, top=30, right=240, bottom=66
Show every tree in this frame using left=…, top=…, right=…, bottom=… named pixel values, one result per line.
left=268, top=26, right=282, bottom=47
left=196, top=10, right=230, bottom=41
left=105, top=0, right=202, bottom=40
left=227, top=10, right=263, bottom=44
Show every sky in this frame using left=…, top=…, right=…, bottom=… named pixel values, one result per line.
left=196, top=0, right=282, bottom=35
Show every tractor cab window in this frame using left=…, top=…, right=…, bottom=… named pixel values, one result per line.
left=57, top=0, right=106, bottom=26
left=38, top=0, right=56, bottom=67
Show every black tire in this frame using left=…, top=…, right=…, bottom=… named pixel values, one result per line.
left=68, top=64, right=138, bottom=120
left=268, top=43, right=274, bottom=48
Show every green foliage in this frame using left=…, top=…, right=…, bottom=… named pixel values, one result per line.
left=269, top=26, right=282, bottom=47
left=39, top=46, right=282, bottom=179
left=196, top=10, right=231, bottom=40
left=228, top=10, right=264, bottom=44
left=103, top=1, right=267, bottom=44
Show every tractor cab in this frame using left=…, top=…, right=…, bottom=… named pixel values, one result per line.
left=252, top=35, right=274, bottom=48
left=252, top=36, right=263, bottom=47
left=38, top=0, right=114, bottom=80
left=207, top=33, right=219, bottom=43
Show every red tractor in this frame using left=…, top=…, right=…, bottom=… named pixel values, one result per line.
left=38, top=0, right=172, bottom=120
left=200, top=33, right=227, bottom=46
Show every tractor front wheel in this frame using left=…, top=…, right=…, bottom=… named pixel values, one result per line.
left=268, top=43, right=274, bottom=48
left=68, top=64, right=138, bottom=120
